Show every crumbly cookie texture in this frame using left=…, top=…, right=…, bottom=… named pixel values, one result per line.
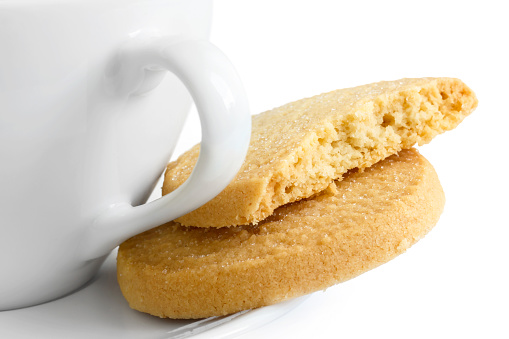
left=163, top=77, right=475, bottom=227
left=118, top=149, right=445, bottom=319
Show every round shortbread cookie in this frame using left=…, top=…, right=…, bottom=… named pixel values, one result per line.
left=118, top=148, right=445, bottom=319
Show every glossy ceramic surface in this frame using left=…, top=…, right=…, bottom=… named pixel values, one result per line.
left=0, top=0, right=250, bottom=310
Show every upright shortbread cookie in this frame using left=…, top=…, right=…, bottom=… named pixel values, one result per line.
left=163, top=77, right=475, bottom=227
left=118, top=149, right=445, bottom=319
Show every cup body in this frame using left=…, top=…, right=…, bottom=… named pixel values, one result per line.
left=0, top=0, right=213, bottom=310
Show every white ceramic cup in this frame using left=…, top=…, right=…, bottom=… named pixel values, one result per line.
left=0, top=0, right=251, bottom=310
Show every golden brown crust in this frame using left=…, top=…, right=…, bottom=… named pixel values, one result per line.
left=163, top=77, right=475, bottom=227
left=118, top=149, right=445, bottom=319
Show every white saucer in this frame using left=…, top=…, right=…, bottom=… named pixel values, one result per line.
left=0, top=250, right=307, bottom=339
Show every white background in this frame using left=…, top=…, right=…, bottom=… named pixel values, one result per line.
left=1, top=1, right=507, bottom=338
left=198, top=0, right=508, bottom=338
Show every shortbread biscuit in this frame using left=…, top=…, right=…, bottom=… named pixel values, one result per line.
left=163, top=77, right=475, bottom=227
left=118, top=149, right=445, bottom=319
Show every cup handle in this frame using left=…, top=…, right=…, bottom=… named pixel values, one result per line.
left=80, top=37, right=251, bottom=260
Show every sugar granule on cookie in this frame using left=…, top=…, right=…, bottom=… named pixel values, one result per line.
left=118, top=149, right=444, bottom=318
left=163, top=77, right=476, bottom=227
